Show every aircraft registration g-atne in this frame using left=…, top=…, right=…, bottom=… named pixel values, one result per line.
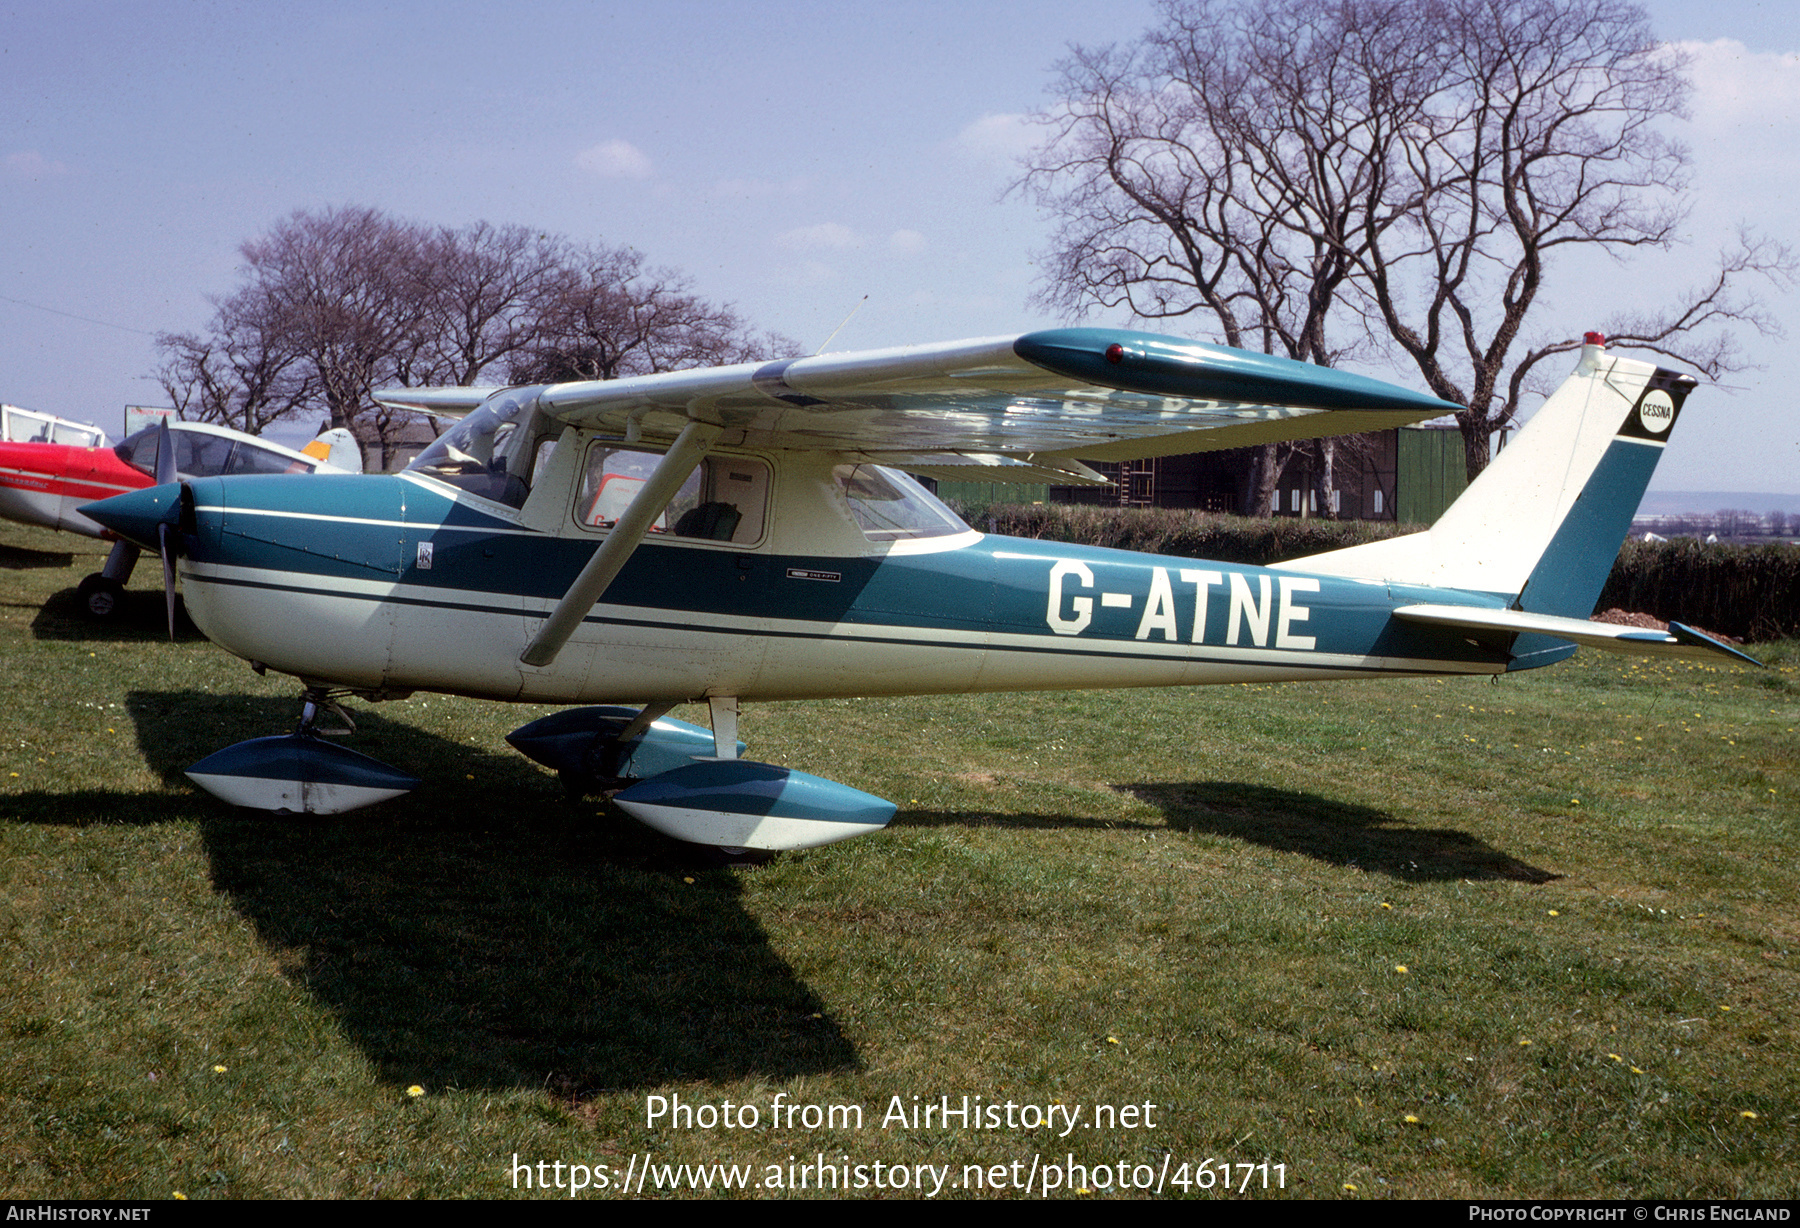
left=82, top=327, right=1755, bottom=853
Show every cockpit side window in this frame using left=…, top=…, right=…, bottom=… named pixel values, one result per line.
left=831, top=464, right=969, bottom=541
left=575, top=444, right=769, bottom=545
left=174, top=431, right=236, bottom=477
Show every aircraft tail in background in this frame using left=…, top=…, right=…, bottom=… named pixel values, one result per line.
left=302, top=427, right=365, bottom=474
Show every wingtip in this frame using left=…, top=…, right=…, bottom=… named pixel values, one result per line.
left=1014, top=328, right=1457, bottom=415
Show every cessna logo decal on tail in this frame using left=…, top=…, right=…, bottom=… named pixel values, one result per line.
left=1636, top=389, right=1675, bottom=435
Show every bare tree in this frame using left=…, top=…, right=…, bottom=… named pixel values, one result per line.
left=509, top=244, right=789, bottom=384
left=1023, top=0, right=1792, bottom=486
left=399, top=221, right=569, bottom=388
left=155, top=308, right=316, bottom=436
left=156, top=208, right=791, bottom=467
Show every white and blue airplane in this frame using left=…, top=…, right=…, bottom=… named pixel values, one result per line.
left=82, top=328, right=1753, bottom=851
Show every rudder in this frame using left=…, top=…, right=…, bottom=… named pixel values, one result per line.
left=1279, top=335, right=1697, bottom=616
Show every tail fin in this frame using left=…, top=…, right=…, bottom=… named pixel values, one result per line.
left=303, top=427, right=365, bottom=474
left=1281, top=336, right=1696, bottom=617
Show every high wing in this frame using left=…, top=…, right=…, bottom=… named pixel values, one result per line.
left=374, top=328, right=1459, bottom=668
left=374, top=328, right=1457, bottom=485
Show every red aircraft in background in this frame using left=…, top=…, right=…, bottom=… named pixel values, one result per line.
left=0, top=418, right=361, bottom=617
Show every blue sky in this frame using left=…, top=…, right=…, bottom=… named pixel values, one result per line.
left=4, top=0, right=1799, bottom=492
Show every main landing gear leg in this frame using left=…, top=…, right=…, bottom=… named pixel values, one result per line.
left=297, top=688, right=356, bottom=736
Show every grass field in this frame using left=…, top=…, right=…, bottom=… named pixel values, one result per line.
left=2, top=523, right=1795, bottom=1199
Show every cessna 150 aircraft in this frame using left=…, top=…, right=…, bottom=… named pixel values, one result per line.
left=82, top=328, right=1753, bottom=852
left=1, top=417, right=360, bottom=617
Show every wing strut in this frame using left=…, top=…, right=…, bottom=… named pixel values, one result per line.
left=520, top=420, right=721, bottom=668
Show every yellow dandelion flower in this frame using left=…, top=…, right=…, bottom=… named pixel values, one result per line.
left=1404, top=1114, right=1422, bottom=1125
left=173, top=1193, right=186, bottom=1201
left=213, top=1064, right=227, bottom=1073
left=1343, top=1183, right=1358, bottom=1191
left=682, top=876, right=695, bottom=884
left=1631, top=1067, right=1646, bottom=1075
left=1519, top=1039, right=1533, bottom=1046
left=406, top=1085, right=425, bottom=1097
left=1741, top=1111, right=1758, bottom=1119
left=1380, top=902, right=1393, bottom=910
left=1608, top=1053, right=1623, bottom=1062
left=1106, top=1036, right=1120, bottom=1044
left=1548, top=909, right=1560, bottom=916
left=1395, top=964, right=1408, bottom=974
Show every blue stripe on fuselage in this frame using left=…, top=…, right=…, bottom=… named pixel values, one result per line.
left=184, top=473, right=1511, bottom=670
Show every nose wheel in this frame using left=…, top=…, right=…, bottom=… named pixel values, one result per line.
left=75, top=540, right=142, bottom=620
left=76, top=574, right=125, bottom=620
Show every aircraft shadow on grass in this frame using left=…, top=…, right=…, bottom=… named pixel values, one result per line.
left=30, top=586, right=205, bottom=643
left=1, top=542, right=74, bottom=570
left=22, top=689, right=861, bottom=1094
left=806, top=778, right=1555, bottom=883
left=1122, top=781, right=1560, bottom=883
left=14, top=685, right=1553, bottom=1093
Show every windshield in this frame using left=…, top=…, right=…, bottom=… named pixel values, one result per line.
left=113, top=424, right=317, bottom=480
left=406, top=386, right=549, bottom=507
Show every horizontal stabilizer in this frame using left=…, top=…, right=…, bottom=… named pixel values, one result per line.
left=1391, top=604, right=1761, bottom=667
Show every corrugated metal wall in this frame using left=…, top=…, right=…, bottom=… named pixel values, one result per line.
left=1395, top=425, right=1468, bottom=525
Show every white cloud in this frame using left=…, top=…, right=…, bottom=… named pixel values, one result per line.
left=954, top=112, right=1039, bottom=167
left=6, top=150, right=71, bottom=179
left=1676, top=39, right=1800, bottom=129
left=1660, top=39, right=1800, bottom=222
left=575, top=139, right=653, bottom=180
left=888, top=229, right=927, bottom=255
left=777, top=222, right=863, bottom=251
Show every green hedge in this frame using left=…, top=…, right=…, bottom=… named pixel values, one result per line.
left=952, top=502, right=1799, bottom=642
left=951, top=502, right=1422, bottom=565
left=1599, top=538, right=1800, bottom=642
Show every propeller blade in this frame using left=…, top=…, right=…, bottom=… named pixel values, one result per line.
left=157, top=522, right=177, bottom=640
